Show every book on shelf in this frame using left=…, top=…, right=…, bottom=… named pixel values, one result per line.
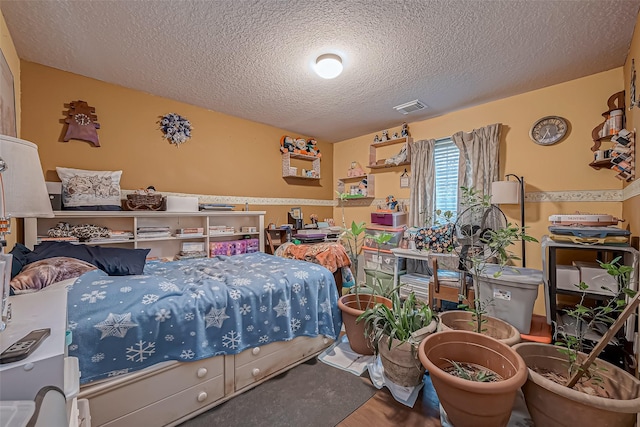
left=176, top=227, right=204, bottom=234
left=209, top=225, right=235, bottom=235
left=137, top=226, right=171, bottom=232
left=137, top=231, right=173, bottom=239
left=175, top=233, right=204, bottom=238
left=38, top=236, right=79, bottom=242
left=181, top=242, right=205, bottom=253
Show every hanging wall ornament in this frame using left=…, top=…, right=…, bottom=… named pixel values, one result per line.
left=63, top=100, right=101, bottom=147
left=159, top=112, right=192, bottom=146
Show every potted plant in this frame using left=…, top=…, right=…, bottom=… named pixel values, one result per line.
left=513, top=257, right=640, bottom=427
left=418, top=330, right=528, bottom=427
left=358, top=291, right=437, bottom=387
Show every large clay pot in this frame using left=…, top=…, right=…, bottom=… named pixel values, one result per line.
left=419, top=330, right=527, bottom=427
left=439, top=310, right=521, bottom=346
left=337, top=293, right=392, bottom=355
left=378, top=319, right=437, bottom=387
left=514, top=342, right=640, bottom=427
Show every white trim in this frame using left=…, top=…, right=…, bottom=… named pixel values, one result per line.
left=121, top=189, right=334, bottom=206
left=623, top=179, right=640, bottom=201
left=525, top=189, right=623, bottom=203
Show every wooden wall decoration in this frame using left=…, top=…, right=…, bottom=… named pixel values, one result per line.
left=63, top=100, right=101, bottom=147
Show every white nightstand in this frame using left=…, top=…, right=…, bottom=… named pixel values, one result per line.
left=0, top=288, right=87, bottom=427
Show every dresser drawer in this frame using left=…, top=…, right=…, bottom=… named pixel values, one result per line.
left=235, top=335, right=331, bottom=390
left=101, top=374, right=225, bottom=427
left=85, top=356, right=223, bottom=426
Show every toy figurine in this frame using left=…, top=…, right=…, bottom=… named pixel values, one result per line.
left=373, top=134, right=380, bottom=143
left=381, top=130, right=390, bottom=142
left=280, top=135, right=295, bottom=153
left=392, top=132, right=399, bottom=139
left=386, top=195, right=398, bottom=211
left=401, top=122, right=410, bottom=137
left=294, top=138, right=307, bottom=154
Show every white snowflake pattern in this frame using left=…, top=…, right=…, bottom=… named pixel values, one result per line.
left=91, top=353, right=105, bottom=363
left=263, top=283, right=276, bottom=292
left=190, top=331, right=196, bottom=336
left=305, top=315, right=311, bottom=320
left=259, top=305, right=267, bottom=312
left=309, top=265, right=321, bottom=271
left=205, top=307, right=230, bottom=328
left=165, top=335, right=174, bottom=341
left=246, top=325, right=254, bottom=332
left=320, top=299, right=331, bottom=313
left=273, top=299, right=290, bottom=317
left=81, top=290, right=107, bottom=303
left=201, top=340, right=209, bottom=348
left=67, top=321, right=78, bottom=331
left=180, top=349, right=195, bottom=359
left=107, top=369, right=130, bottom=377
left=126, top=340, right=156, bottom=362
left=120, top=286, right=132, bottom=293
left=69, top=344, right=78, bottom=351
left=229, top=289, right=241, bottom=300
left=185, top=312, right=195, bottom=321
left=290, top=318, right=301, bottom=332
left=142, top=294, right=159, bottom=305
left=232, top=277, right=251, bottom=286
left=294, top=270, right=310, bottom=280
left=94, top=313, right=138, bottom=339
left=155, top=308, right=171, bottom=322
left=273, top=326, right=281, bottom=333
left=159, top=281, right=180, bottom=292
left=91, top=279, right=114, bottom=286
left=210, top=285, right=221, bottom=291
left=190, top=289, right=205, bottom=299
left=299, top=296, right=308, bottom=305
left=292, top=283, right=302, bottom=293
left=222, top=331, right=240, bottom=349
left=259, top=335, right=269, bottom=343
left=239, top=304, right=251, bottom=315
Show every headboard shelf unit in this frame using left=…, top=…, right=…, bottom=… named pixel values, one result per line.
left=25, top=210, right=266, bottom=260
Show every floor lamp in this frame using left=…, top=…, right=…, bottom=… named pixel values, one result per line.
left=0, top=135, right=54, bottom=331
left=490, top=174, right=526, bottom=267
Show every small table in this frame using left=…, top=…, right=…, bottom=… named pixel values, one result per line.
left=390, top=247, right=430, bottom=289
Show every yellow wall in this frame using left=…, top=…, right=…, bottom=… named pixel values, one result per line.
left=19, top=61, right=334, bottom=225
left=622, top=11, right=640, bottom=244
left=334, top=69, right=625, bottom=315
left=0, top=9, right=20, bottom=248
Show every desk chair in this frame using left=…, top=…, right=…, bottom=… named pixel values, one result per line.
left=265, top=228, right=287, bottom=255
left=428, top=253, right=474, bottom=311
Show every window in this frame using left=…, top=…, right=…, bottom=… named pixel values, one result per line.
left=433, top=138, right=459, bottom=219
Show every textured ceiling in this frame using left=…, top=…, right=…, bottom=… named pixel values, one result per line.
left=1, top=0, right=639, bottom=142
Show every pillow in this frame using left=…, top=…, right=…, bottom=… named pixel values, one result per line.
left=9, top=243, right=32, bottom=278
left=56, top=167, right=122, bottom=207
left=26, top=241, right=150, bottom=276
left=10, top=257, right=97, bottom=294
left=414, top=223, right=453, bottom=253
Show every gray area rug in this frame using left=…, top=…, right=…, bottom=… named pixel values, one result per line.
left=179, top=358, right=377, bottom=427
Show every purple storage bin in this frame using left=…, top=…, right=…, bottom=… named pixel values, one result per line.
left=370, top=212, right=407, bottom=227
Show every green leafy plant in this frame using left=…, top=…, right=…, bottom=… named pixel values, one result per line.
left=357, top=291, right=436, bottom=353
left=554, top=256, right=636, bottom=387
left=443, top=359, right=499, bottom=382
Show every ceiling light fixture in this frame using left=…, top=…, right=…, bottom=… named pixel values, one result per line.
left=314, top=54, right=343, bottom=79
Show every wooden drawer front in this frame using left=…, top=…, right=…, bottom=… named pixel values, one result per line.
left=87, top=356, right=223, bottom=426
left=235, top=335, right=331, bottom=390
left=102, top=374, right=225, bottom=427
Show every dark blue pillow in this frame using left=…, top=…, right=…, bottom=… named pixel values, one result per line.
left=9, top=243, right=32, bottom=278
left=26, top=241, right=149, bottom=276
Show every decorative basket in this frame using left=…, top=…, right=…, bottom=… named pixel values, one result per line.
left=126, top=194, right=165, bottom=211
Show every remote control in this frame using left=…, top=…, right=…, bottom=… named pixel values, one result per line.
left=0, top=328, right=51, bottom=364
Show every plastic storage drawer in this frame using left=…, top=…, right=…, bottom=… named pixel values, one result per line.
left=363, top=249, right=405, bottom=274
left=363, top=225, right=405, bottom=251
left=370, top=212, right=407, bottom=227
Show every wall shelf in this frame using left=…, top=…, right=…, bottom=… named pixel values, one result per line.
left=368, top=136, right=412, bottom=169
left=337, top=174, right=375, bottom=198
left=282, top=152, right=320, bottom=179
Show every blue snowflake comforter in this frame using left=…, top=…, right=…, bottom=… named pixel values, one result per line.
left=66, top=252, right=342, bottom=384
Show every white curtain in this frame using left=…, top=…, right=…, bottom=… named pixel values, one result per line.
left=452, top=123, right=501, bottom=207
left=408, top=139, right=436, bottom=227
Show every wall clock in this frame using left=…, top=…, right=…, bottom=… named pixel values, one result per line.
left=63, top=100, right=101, bottom=147
left=529, top=116, right=568, bottom=146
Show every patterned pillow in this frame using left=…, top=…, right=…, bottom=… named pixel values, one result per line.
left=56, top=167, right=122, bottom=207
left=10, top=257, right=97, bottom=294
left=414, top=223, right=453, bottom=253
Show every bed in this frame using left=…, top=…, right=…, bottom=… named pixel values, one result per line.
left=10, top=247, right=341, bottom=426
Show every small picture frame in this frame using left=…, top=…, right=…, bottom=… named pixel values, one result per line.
left=290, top=207, right=302, bottom=220
left=400, top=169, right=410, bottom=188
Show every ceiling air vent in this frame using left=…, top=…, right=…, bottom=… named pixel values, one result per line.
left=393, top=99, right=427, bottom=115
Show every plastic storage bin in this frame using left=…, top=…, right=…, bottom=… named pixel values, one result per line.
left=474, top=265, right=543, bottom=334
left=363, top=249, right=405, bottom=274
left=370, top=212, right=407, bottom=227
left=363, top=225, right=405, bottom=251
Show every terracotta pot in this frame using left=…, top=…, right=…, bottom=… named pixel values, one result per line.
left=439, top=311, right=521, bottom=346
left=379, top=333, right=429, bottom=387
left=337, top=293, right=392, bottom=355
left=419, top=330, right=527, bottom=427
left=514, top=342, right=640, bottom=427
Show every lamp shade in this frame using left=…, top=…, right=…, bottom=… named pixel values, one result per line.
left=491, top=180, right=520, bottom=204
left=0, top=135, right=54, bottom=218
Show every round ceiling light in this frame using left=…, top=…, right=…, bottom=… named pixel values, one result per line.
left=314, top=54, right=343, bottom=79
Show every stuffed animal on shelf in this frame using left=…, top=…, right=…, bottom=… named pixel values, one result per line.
left=280, top=135, right=295, bottom=153
left=294, top=138, right=307, bottom=154
left=381, top=130, right=390, bottom=142
left=306, top=138, right=321, bottom=157
left=386, top=195, right=398, bottom=211
left=347, top=161, right=365, bottom=177
left=401, top=122, right=410, bottom=137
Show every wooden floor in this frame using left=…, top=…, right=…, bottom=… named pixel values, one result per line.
left=337, top=375, right=443, bottom=427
